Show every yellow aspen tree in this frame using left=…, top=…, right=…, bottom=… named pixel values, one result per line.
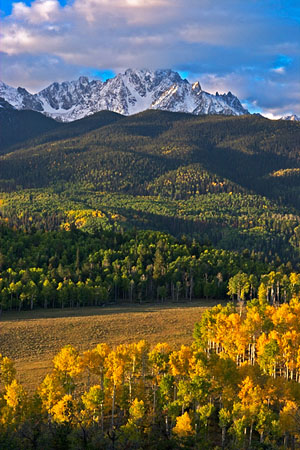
left=95, top=343, right=110, bottom=389
left=126, top=340, right=149, bottom=403
left=51, top=394, right=74, bottom=424
left=296, top=347, right=300, bottom=381
left=216, top=313, right=246, bottom=363
left=81, top=343, right=110, bottom=389
left=0, top=354, right=16, bottom=386
left=169, top=345, right=192, bottom=378
left=3, top=379, right=27, bottom=423
left=53, top=345, right=82, bottom=394
left=105, top=345, right=128, bottom=429
left=38, top=373, right=64, bottom=414
left=290, top=273, right=300, bottom=298
left=238, top=376, right=263, bottom=447
left=290, top=298, right=300, bottom=322
left=281, top=330, right=300, bottom=380
left=271, top=303, right=291, bottom=334
left=130, top=340, right=149, bottom=379
left=243, top=306, right=264, bottom=365
left=173, top=411, right=194, bottom=437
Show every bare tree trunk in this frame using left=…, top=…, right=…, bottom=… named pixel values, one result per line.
left=222, top=427, right=226, bottom=449
left=249, top=422, right=253, bottom=448
left=111, top=384, right=116, bottom=429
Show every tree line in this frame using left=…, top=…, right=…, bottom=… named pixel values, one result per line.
left=1, top=224, right=298, bottom=312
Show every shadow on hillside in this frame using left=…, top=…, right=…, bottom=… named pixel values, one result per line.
left=0, top=299, right=221, bottom=322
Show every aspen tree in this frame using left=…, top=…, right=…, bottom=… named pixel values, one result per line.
left=39, top=373, right=64, bottom=414
left=53, top=345, right=81, bottom=394
left=173, top=411, right=194, bottom=437
left=0, top=354, right=16, bottom=386
left=105, top=345, right=129, bottom=429
left=81, top=385, right=104, bottom=429
left=51, top=394, right=74, bottom=424
left=4, top=379, right=27, bottom=424
left=148, top=343, right=171, bottom=422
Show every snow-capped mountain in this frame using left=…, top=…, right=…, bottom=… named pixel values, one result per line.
left=0, top=69, right=249, bottom=122
left=281, top=114, right=300, bottom=121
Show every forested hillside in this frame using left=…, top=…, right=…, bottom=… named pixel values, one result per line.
left=0, top=99, right=61, bottom=153
left=0, top=110, right=299, bottom=266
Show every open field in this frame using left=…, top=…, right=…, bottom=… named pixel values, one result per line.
left=0, top=301, right=217, bottom=391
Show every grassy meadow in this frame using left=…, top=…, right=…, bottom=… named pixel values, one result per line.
left=0, top=301, right=214, bottom=391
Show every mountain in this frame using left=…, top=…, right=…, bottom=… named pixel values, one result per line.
left=0, top=99, right=123, bottom=154
left=0, top=97, right=61, bottom=153
left=0, top=69, right=248, bottom=122
left=281, top=114, right=300, bottom=121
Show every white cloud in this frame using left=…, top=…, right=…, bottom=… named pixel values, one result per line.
left=13, top=0, right=60, bottom=24
left=0, top=0, right=299, bottom=115
left=262, top=112, right=282, bottom=120
left=271, top=66, right=285, bottom=74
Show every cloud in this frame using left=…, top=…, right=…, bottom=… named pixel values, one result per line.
left=271, top=67, right=286, bottom=74
left=0, top=0, right=299, bottom=115
left=12, top=0, right=61, bottom=24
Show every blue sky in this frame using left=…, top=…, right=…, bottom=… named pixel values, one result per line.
left=0, top=0, right=299, bottom=117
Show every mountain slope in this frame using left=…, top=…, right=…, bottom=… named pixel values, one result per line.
left=0, top=69, right=248, bottom=122
left=0, top=109, right=299, bottom=263
left=0, top=110, right=299, bottom=205
left=0, top=97, right=61, bottom=154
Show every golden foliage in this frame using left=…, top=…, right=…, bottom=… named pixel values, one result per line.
left=173, top=412, right=194, bottom=437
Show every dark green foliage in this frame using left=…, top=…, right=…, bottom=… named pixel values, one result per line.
left=8, top=109, right=124, bottom=155
left=0, top=107, right=61, bottom=154
left=0, top=109, right=299, bottom=265
left=1, top=111, right=299, bottom=199
left=0, top=226, right=273, bottom=311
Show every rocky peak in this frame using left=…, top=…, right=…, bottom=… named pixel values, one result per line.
left=78, top=76, right=89, bottom=85
left=192, top=81, right=201, bottom=93
left=0, top=69, right=250, bottom=121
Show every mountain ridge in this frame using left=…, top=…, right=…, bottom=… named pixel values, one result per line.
left=0, top=69, right=248, bottom=122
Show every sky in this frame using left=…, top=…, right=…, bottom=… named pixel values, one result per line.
left=0, top=0, right=299, bottom=118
